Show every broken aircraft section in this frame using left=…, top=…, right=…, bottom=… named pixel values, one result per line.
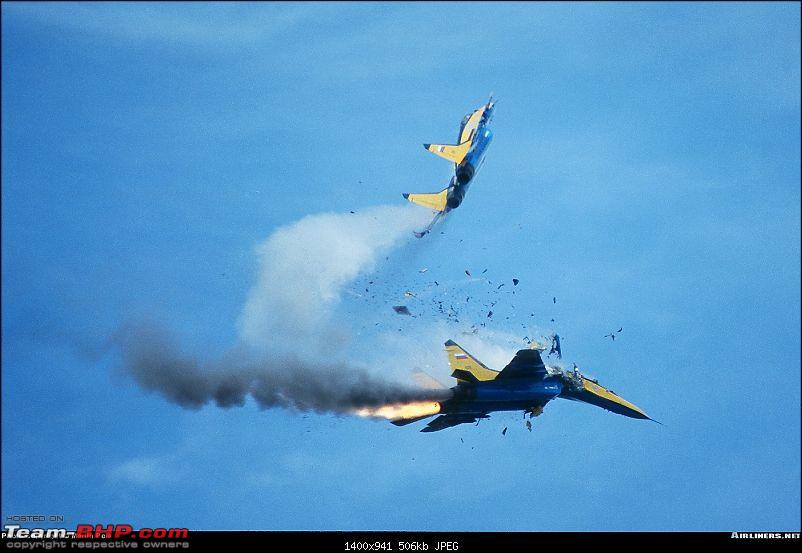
left=388, top=340, right=654, bottom=432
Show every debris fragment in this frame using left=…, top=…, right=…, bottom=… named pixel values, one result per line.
left=502, top=427, right=507, bottom=436
left=553, top=296, right=557, bottom=304
left=482, top=269, right=488, bottom=274
left=487, top=310, right=493, bottom=318
left=465, top=270, right=472, bottom=277
left=404, top=291, right=416, bottom=298
left=392, top=306, right=412, bottom=316
left=512, top=278, right=519, bottom=286
left=419, top=268, right=428, bottom=274
left=604, top=328, right=622, bottom=341
left=497, top=283, right=505, bottom=290
left=549, top=334, right=562, bottom=359
left=526, top=420, right=532, bottom=432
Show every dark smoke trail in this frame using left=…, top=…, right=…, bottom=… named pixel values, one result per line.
left=116, top=322, right=450, bottom=413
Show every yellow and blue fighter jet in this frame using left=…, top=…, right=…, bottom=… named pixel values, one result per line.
left=394, top=340, right=655, bottom=432
left=403, top=96, right=496, bottom=237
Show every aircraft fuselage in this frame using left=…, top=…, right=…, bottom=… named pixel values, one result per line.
left=439, top=377, right=562, bottom=414
left=447, top=117, right=494, bottom=210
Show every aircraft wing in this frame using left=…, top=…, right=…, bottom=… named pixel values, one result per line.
left=458, top=106, right=486, bottom=144
left=420, top=413, right=487, bottom=432
left=495, top=348, right=548, bottom=380
left=424, top=141, right=471, bottom=164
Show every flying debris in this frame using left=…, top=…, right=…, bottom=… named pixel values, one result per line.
left=403, top=96, right=496, bottom=237
left=389, top=340, right=655, bottom=432
left=604, top=328, right=622, bottom=341
left=553, top=297, right=557, bottom=304
left=549, top=334, right=562, bottom=359
left=392, top=306, right=412, bottom=316
left=487, top=311, right=493, bottom=318
left=497, top=283, right=505, bottom=290
left=512, top=278, right=519, bottom=286
left=502, top=427, right=507, bottom=436
left=419, top=268, right=429, bottom=274
left=404, top=291, right=416, bottom=298
left=465, top=270, right=472, bottom=277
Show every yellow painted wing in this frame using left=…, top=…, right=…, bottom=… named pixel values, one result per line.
left=424, top=105, right=486, bottom=164
left=458, top=106, right=486, bottom=144
left=581, top=377, right=650, bottom=419
left=424, top=142, right=471, bottom=164
left=403, top=187, right=448, bottom=212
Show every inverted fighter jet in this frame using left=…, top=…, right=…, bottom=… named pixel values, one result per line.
left=403, top=96, right=495, bottom=237
left=393, top=340, right=654, bottom=432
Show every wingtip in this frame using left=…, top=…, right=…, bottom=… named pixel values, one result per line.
left=402, top=193, right=410, bottom=200
left=444, top=339, right=457, bottom=347
left=423, top=143, right=431, bottom=150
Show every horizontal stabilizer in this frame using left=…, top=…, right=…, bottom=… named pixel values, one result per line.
left=391, top=414, right=436, bottom=426
left=403, top=187, right=449, bottom=212
left=421, top=413, right=487, bottom=432
left=424, top=141, right=471, bottom=164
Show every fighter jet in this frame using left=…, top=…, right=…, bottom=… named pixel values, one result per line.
left=393, top=340, right=654, bottom=432
left=403, top=96, right=496, bottom=237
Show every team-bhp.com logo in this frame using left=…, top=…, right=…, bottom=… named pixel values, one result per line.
left=75, top=525, right=188, bottom=539
left=3, top=524, right=188, bottom=539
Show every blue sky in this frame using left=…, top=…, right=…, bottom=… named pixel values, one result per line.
left=2, top=2, right=800, bottom=531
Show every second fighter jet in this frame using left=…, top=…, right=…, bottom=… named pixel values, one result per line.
left=403, top=96, right=495, bottom=237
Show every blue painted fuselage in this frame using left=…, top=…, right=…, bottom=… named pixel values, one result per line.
left=446, top=111, right=494, bottom=210
left=441, top=377, right=563, bottom=414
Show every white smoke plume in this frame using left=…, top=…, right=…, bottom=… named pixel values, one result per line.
left=117, top=204, right=441, bottom=413
left=239, top=204, right=430, bottom=352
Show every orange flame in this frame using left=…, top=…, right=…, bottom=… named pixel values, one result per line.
left=354, top=401, right=441, bottom=421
